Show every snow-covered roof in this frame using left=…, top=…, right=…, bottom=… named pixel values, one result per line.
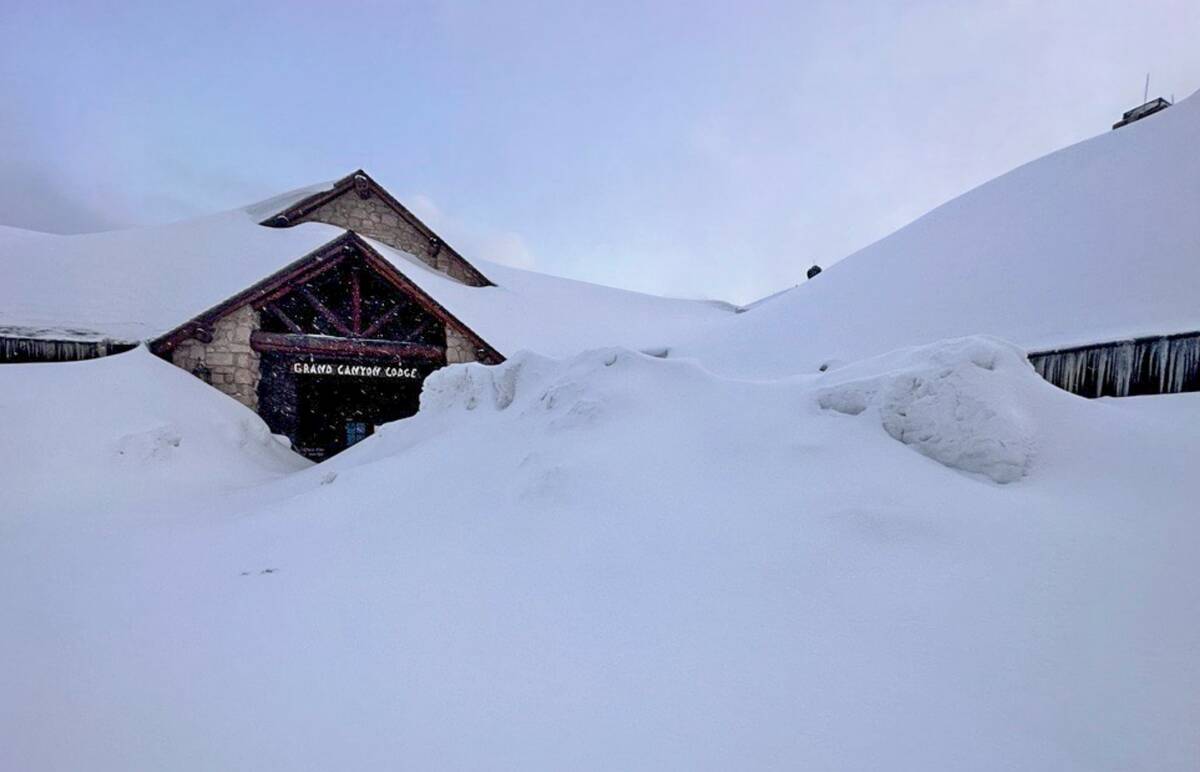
left=681, top=89, right=1200, bottom=377
left=0, top=210, right=344, bottom=342
left=365, top=238, right=733, bottom=357
left=241, top=180, right=337, bottom=222
left=0, top=188, right=732, bottom=356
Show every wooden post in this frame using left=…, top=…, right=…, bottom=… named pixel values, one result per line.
left=351, top=266, right=362, bottom=335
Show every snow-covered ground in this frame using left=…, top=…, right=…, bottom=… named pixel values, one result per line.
left=0, top=349, right=305, bottom=525
left=3, top=93, right=1200, bottom=770
left=2, top=337, right=1198, bottom=770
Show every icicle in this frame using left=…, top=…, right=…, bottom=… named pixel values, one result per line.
left=1029, top=331, right=1200, bottom=398
left=1114, top=342, right=1135, bottom=397
left=0, top=336, right=136, bottom=364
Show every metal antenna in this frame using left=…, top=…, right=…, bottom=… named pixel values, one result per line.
left=1143, top=73, right=1150, bottom=104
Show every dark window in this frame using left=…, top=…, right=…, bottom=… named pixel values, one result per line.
left=345, top=421, right=370, bottom=447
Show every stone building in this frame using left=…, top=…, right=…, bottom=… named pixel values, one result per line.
left=0, top=170, right=506, bottom=460
left=150, top=226, right=503, bottom=460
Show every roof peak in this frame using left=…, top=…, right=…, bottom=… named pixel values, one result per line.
left=258, top=169, right=492, bottom=287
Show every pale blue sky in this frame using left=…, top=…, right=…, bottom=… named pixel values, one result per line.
left=2, top=0, right=1197, bottom=303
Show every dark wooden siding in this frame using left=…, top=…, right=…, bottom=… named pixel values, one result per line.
left=1029, top=331, right=1200, bottom=398
left=0, top=336, right=137, bottom=364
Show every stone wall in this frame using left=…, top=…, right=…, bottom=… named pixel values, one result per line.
left=446, top=326, right=482, bottom=364
left=171, top=305, right=261, bottom=410
left=298, top=189, right=489, bottom=287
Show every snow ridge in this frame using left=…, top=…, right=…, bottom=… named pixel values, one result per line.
left=818, top=337, right=1038, bottom=483
left=425, top=338, right=1040, bottom=485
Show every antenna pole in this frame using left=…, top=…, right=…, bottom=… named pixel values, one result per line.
left=1144, top=73, right=1150, bottom=104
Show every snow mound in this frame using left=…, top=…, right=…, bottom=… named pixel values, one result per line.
left=421, top=350, right=561, bottom=413
left=423, top=340, right=1041, bottom=485
left=420, top=347, right=677, bottom=424
left=0, top=347, right=307, bottom=522
left=818, top=337, right=1038, bottom=483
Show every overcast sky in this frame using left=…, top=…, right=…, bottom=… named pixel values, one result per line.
left=1, top=0, right=1197, bottom=303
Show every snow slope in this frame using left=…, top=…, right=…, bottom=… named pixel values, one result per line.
left=680, top=89, right=1200, bottom=377
left=1, top=339, right=1198, bottom=770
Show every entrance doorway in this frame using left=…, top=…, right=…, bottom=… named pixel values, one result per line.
left=257, top=352, right=432, bottom=461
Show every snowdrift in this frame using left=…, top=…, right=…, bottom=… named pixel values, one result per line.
left=2, top=340, right=1200, bottom=770
left=0, top=347, right=305, bottom=525
left=417, top=337, right=1039, bottom=485
left=816, top=337, right=1038, bottom=483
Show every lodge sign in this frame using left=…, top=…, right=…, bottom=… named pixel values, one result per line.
left=291, top=361, right=422, bottom=379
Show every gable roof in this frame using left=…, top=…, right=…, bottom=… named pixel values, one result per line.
left=150, top=231, right=504, bottom=364
left=259, top=169, right=492, bottom=287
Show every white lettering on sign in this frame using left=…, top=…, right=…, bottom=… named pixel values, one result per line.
left=290, top=361, right=421, bottom=378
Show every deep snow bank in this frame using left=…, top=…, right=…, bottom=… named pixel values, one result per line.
left=0, top=347, right=306, bottom=523
left=416, top=337, right=1041, bottom=485
left=421, top=346, right=648, bottom=418
left=817, top=337, right=1038, bottom=483
left=3, top=342, right=1200, bottom=770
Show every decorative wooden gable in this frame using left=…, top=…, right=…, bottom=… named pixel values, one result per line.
left=151, top=232, right=503, bottom=366
left=261, top=169, right=492, bottom=288
left=253, top=246, right=446, bottom=361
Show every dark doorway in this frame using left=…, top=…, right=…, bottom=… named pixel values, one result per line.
left=258, top=352, right=434, bottom=461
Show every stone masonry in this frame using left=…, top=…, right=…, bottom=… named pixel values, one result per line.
left=171, top=305, right=261, bottom=410
left=297, top=189, right=490, bottom=287
left=446, top=326, right=482, bottom=364
left=170, top=304, right=485, bottom=411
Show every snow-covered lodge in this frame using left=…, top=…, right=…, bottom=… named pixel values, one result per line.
left=155, top=173, right=509, bottom=459
left=0, top=170, right=725, bottom=459
left=5, top=86, right=1200, bottom=460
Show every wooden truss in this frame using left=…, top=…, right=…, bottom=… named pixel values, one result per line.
left=150, top=232, right=503, bottom=365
